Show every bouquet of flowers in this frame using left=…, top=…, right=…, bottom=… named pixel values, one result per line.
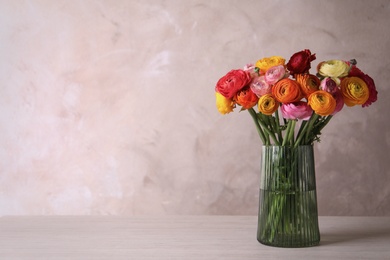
left=214, top=49, right=378, bottom=247
left=214, top=49, right=378, bottom=147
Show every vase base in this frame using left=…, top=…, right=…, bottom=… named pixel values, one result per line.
left=257, top=238, right=320, bottom=248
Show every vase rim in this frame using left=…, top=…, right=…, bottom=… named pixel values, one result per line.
left=262, top=144, right=313, bottom=147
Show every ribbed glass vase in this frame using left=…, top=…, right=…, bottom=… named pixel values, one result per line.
left=257, top=145, right=320, bottom=247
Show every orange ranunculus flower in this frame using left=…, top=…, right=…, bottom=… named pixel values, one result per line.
left=258, top=94, right=279, bottom=115
left=348, top=65, right=378, bottom=107
left=234, top=86, right=259, bottom=109
left=255, top=56, right=285, bottom=74
left=296, top=74, right=320, bottom=97
left=340, top=77, right=369, bottom=107
left=308, top=90, right=336, bottom=116
left=272, top=78, right=302, bottom=103
left=216, top=92, right=235, bottom=114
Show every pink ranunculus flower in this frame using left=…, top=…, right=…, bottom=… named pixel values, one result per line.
left=243, top=63, right=258, bottom=78
left=265, top=65, right=287, bottom=85
left=320, top=77, right=338, bottom=93
left=331, top=89, right=344, bottom=115
left=281, top=101, right=313, bottom=120
left=250, top=76, right=271, bottom=97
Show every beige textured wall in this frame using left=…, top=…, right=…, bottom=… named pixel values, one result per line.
left=0, top=0, right=389, bottom=216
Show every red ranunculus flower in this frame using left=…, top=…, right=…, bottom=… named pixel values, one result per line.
left=359, top=74, right=378, bottom=107
left=348, top=63, right=364, bottom=77
left=215, top=69, right=252, bottom=99
left=286, top=49, right=316, bottom=75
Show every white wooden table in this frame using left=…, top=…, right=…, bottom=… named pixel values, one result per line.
left=0, top=216, right=389, bottom=259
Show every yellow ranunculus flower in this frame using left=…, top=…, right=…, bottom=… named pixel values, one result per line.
left=216, top=92, right=235, bottom=114
left=340, top=77, right=369, bottom=106
left=308, top=90, right=336, bottom=116
left=258, top=94, right=279, bottom=115
left=255, top=56, right=285, bottom=74
left=317, top=60, right=349, bottom=82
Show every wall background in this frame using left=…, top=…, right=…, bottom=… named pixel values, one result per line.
left=0, top=0, right=389, bottom=216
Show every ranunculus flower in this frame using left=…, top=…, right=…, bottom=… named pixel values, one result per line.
left=255, top=56, right=285, bottom=74
left=317, top=60, right=349, bottom=81
left=359, top=74, right=378, bottom=107
left=272, top=78, right=302, bottom=103
left=243, top=63, right=258, bottom=78
left=340, top=77, right=369, bottom=106
left=234, top=86, right=259, bottom=109
left=348, top=63, right=364, bottom=77
left=286, top=49, right=316, bottom=75
left=331, top=89, right=344, bottom=115
left=250, top=76, right=271, bottom=97
left=215, top=69, right=251, bottom=99
left=308, top=90, right=336, bottom=116
left=320, top=77, right=338, bottom=93
left=258, top=94, right=279, bottom=115
left=265, top=65, right=287, bottom=85
left=281, top=101, right=313, bottom=120
left=296, top=74, right=320, bottom=97
left=215, top=92, right=235, bottom=114
left=348, top=64, right=378, bottom=107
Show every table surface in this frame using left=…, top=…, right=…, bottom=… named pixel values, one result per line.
left=0, top=216, right=389, bottom=260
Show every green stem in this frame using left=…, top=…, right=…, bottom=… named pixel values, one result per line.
left=294, top=120, right=311, bottom=147
left=270, top=117, right=279, bottom=144
left=260, top=113, right=272, bottom=132
left=248, top=108, right=267, bottom=144
left=317, top=115, right=333, bottom=133
left=264, top=115, right=276, bottom=143
left=274, top=110, right=283, bottom=144
left=266, top=193, right=286, bottom=242
left=282, top=119, right=296, bottom=146
left=257, top=117, right=280, bottom=146
left=296, top=120, right=307, bottom=140
left=288, top=120, right=297, bottom=146
left=304, top=113, right=320, bottom=144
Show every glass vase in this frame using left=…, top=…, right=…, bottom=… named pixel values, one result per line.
left=257, top=145, right=320, bottom=247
